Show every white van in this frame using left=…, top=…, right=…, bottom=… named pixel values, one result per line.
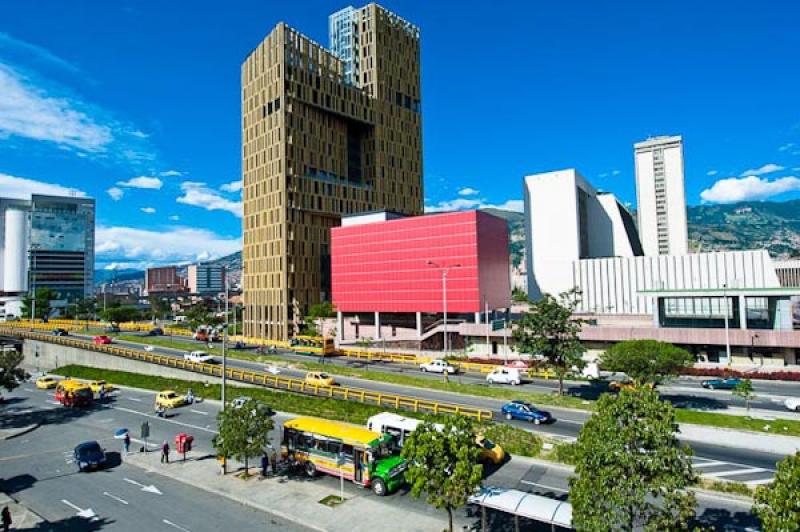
left=184, top=351, right=216, bottom=364
left=486, top=367, right=523, bottom=385
left=367, top=412, right=424, bottom=448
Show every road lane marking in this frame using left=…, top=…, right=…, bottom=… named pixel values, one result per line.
left=704, top=467, right=768, bottom=478
left=520, top=479, right=568, bottom=493
left=190, top=409, right=209, bottom=416
left=62, top=499, right=98, bottom=520
left=163, top=519, right=192, bottom=532
left=111, top=405, right=217, bottom=433
left=124, top=477, right=163, bottom=495
left=126, top=397, right=142, bottom=402
left=103, top=492, right=129, bottom=505
left=692, top=461, right=727, bottom=468
left=745, top=478, right=775, bottom=486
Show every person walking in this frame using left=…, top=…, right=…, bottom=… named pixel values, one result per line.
left=260, top=453, right=269, bottom=477
left=443, top=369, right=449, bottom=383
left=123, top=433, right=131, bottom=455
left=2, top=506, right=11, bottom=532
left=161, top=441, right=170, bottom=464
left=269, top=445, right=278, bottom=475
left=98, top=385, right=106, bottom=402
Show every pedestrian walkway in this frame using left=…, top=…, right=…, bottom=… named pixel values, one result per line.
left=691, top=456, right=775, bottom=486
left=0, top=492, right=45, bottom=529
left=124, top=451, right=459, bottom=532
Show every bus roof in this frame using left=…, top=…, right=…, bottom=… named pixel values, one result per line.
left=284, top=417, right=386, bottom=447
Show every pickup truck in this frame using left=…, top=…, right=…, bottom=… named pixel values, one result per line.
left=184, top=351, right=216, bottom=364
left=419, top=359, right=457, bottom=374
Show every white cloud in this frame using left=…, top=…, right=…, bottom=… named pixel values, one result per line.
left=220, top=179, right=242, bottom=193
left=0, top=32, right=81, bottom=75
left=0, top=172, right=85, bottom=199
left=96, top=225, right=241, bottom=267
left=160, top=170, right=183, bottom=177
left=177, top=181, right=242, bottom=218
left=0, top=64, right=112, bottom=153
left=424, top=197, right=524, bottom=214
left=169, top=215, right=180, bottom=221
left=458, top=187, right=479, bottom=196
left=778, top=143, right=795, bottom=152
left=107, top=187, right=124, bottom=201
left=484, top=199, right=524, bottom=212
left=117, top=176, right=163, bottom=189
left=740, top=163, right=785, bottom=177
left=611, top=170, right=621, bottom=176
left=706, top=170, right=718, bottom=176
left=700, top=175, right=800, bottom=203
left=140, top=207, right=156, bottom=214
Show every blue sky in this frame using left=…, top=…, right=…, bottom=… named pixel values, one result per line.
left=1, top=1, right=799, bottom=269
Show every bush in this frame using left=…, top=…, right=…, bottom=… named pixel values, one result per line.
left=680, top=367, right=800, bottom=382
left=480, top=423, right=542, bottom=457
left=552, top=441, right=578, bottom=465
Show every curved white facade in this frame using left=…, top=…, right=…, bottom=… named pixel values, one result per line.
left=3, top=207, right=28, bottom=293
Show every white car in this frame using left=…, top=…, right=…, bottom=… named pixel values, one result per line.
left=420, top=359, right=457, bottom=374
left=184, top=351, right=216, bottom=364
left=486, top=367, right=522, bottom=386
left=785, top=397, right=800, bottom=412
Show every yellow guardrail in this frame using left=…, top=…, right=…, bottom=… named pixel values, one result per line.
left=0, top=326, right=491, bottom=421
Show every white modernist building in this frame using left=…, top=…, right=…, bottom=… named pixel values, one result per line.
left=634, top=135, right=688, bottom=256
left=524, top=168, right=642, bottom=300
left=0, top=199, right=30, bottom=318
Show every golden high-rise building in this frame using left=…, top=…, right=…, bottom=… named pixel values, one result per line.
left=241, top=3, right=423, bottom=340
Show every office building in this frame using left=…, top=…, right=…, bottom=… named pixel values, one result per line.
left=523, top=169, right=642, bottom=300
left=145, top=266, right=186, bottom=295
left=242, top=3, right=423, bottom=340
left=188, top=262, right=226, bottom=295
left=634, top=135, right=688, bottom=256
left=0, top=195, right=95, bottom=318
left=331, top=210, right=511, bottom=346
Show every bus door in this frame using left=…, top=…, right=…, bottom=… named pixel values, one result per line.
left=353, top=449, right=364, bottom=484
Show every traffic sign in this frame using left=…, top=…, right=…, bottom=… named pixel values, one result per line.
left=491, top=319, right=505, bottom=331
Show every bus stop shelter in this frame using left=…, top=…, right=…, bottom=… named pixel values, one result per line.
left=469, top=487, right=573, bottom=531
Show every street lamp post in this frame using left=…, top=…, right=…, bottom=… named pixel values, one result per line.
left=427, top=261, right=460, bottom=356
left=723, top=283, right=732, bottom=367
left=222, top=281, right=229, bottom=408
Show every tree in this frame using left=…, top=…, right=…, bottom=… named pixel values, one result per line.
left=401, top=415, right=483, bottom=532
left=0, top=350, right=28, bottom=392
left=148, top=296, right=171, bottom=321
left=513, top=289, right=585, bottom=395
left=601, top=340, right=695, bottom=385
left=100, top=306, right=141, bottom=324
left=20, top=288, right=56, bottom=320
left=213, top=400, right=274, bottom=475
left=570, top=387, right=697, bottom=531
left=733, top=378, right=756, bottom=416
left=307, top=302, right=336, bottom=319
left=512, top=287, right=528, bottom=303
left=754, top=452, right=800, bottom=531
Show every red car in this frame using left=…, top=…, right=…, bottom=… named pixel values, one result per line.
left=93, top=335, right=112, bottom=345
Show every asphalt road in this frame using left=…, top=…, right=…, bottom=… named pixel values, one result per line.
left=2, top=383, right=761, bottom=531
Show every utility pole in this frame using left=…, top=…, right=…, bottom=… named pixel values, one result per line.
left=427, top=261, right=460, bottom=357
left=222, top=279, right=229, bottom=408
left=485, top=298, right=490, bottom=357
left=723, top=283, right=732, bottom=367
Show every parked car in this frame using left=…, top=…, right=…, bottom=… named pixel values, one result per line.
left=147, top=327, right=164, bottom=336
left=230, top=396, right=276, bottom=416
left=36, top=375, right=58, bottom=389
left=486, top=367, right=523, bottom=385
left=700, top=377, right=742, bottom=390
left=51, top=328, right=69, bottom=337
left=500, top=400, right=553, bottom=424
left=74, top=441, right=107, bottom=472
left=304, top=372, right=336, bottom=387
left=184, top=351, right=216, bottom=364
left=419, top=359, right=457, bottom=374
left=155, top=390, right=186, bottom=409
left=93, top=335, right=112, bottom=345
left=784, top=397, right=800, bottom=412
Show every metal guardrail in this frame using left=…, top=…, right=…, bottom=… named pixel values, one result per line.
left=1, top=326, right=492, bottom=421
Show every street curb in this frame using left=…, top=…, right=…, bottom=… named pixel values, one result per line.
left=0, top=422, right=40, bottom=441
left=127, top=458, right=328, bottom=532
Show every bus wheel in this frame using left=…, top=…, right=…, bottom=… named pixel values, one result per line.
left=372, top=478, right=387, bottom=496
left=304, top=461, right=317, bottom=477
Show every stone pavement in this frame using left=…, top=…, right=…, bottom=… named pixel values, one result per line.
left=124, top=450, right=458, bottom=532
left=0, top=492, right=45, bottom=529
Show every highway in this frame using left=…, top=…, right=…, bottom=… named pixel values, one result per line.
left=51, top=331, right=789, bottom=486
left=1, top=384, right=759, bottom=530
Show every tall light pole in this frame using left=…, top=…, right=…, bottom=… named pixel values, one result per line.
left=427, top=261, right=460, bottom=356
left=29, top=243, right=39, bottom=329
left=723, top=283, right=732, bottom=367
left=222, top=279, right=229, bottom=408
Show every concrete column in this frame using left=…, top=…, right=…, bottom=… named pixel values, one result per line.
left=474, top=312, right=481, bottom=324
left=738, top=294, right=747, bottom=329
left=375, top=311, right=381, bottom=339
left=416, top=312, right=422, bottom=340
left=653, top=298, right=661, bottom=327
left=337, top=311, right=344, bottom=341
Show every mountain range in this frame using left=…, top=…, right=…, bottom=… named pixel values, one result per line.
left=94, top=199, right=800, bottom=288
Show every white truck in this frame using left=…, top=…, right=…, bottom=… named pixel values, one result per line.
left=184, top=351, right=216, bottom=364
left=419, top=359, right=457, bottom=374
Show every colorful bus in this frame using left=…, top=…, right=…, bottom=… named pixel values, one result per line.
left=290, top=336, right=336, bottom=356
left=281, top=417, right=407, bottom=496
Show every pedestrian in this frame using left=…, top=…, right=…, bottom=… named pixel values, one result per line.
left=260, top=453, right=269, bottom=477
left=443, top=369, right=449, bottom=383
left=98, top=385, right=106, bottom=402
left=123, top=433, right=131, bottom=454
left=269, top=445, right=278, bottom=475
left=161, top=441, right=170, bottom=464
left=1, top=506, right=10, bottom=532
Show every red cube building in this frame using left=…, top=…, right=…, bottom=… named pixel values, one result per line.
left=331, top=210, right=511, bottom=344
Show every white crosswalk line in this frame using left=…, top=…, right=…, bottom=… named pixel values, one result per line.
left=703, top=467, right=767, bottom=478
left=693, top=461, right=727, bottom=468
left=745, top=478, right=775, bottom=486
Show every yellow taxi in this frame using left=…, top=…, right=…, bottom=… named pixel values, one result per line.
left=89, top=380, right=114, bottom=394
left=476, top=434, right=505, bottom=465
left=304, top=372, right=336, bottom=387
left=155, top=390, right=186, bottom=409
left=608, top=380, right=655, bottom=393
left=36, top=376, right=58, bottom=389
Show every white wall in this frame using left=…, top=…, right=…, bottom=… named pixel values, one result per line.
left=3, top=207, right=28, bottom=293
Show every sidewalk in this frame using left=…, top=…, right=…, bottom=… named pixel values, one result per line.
left=0, top=493, right=45, bottom=529
left=124, top=451, right=457, bottom=532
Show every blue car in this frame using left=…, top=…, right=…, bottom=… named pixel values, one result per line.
left=701, top=377, right=742, bottom=390
left=74, top=441, right=107, bottom=472
left=501, top=400, right=553, bottom=424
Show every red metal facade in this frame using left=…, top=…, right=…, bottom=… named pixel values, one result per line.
left=331, top=211, right=511, bottom=313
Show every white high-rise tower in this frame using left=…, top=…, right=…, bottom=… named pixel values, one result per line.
left=634, top=135, right=688, bottom=256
